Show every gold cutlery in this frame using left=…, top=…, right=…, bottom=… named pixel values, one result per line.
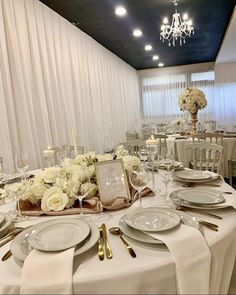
left=101, top=223, right=113, bottom=259
left=0, top=231, right=21, bottom=248
left=183, top=183, right=221, bottom=187
left=109, top=227, right=136, bottom=258
left=197, top=220, right=218, bottom=231
left=1, top=250, right=12, bottom=261
left=176, top=205, right=223, bottom=220
left=97, top=228, right=104, bottom=261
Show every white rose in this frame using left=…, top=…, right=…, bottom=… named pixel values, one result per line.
left=41, top=187, right=69, bottom=212
left=41, top=167, right=61, bottom=184
left=31, top=183, right=48, bottom=200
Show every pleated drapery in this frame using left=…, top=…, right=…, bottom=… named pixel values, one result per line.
left=0, top=0, right=141, bottom=171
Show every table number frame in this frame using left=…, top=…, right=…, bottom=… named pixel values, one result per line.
left=95, top=159, right=131, bottom=203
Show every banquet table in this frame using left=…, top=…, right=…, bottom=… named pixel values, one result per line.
left=0, top=174, right=236, bottom=294
left=147, top=136, right=236, bottom=178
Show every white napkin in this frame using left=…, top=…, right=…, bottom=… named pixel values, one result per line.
left=21, top=247, right=75, bottom=294
left=145, top=224, right=211, bottom=294
left=212, top=193, right=236, bottom=209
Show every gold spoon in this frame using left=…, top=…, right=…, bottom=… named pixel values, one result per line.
left=109, top=227, right=136, bottom=258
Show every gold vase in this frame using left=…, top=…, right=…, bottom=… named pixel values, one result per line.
left=190, top=111, right=198, bottom=135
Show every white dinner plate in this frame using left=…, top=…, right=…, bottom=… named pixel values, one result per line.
left=11, top=219, right=99, bottom=261
left=123, top=208, right=180, bottom=232
left=174, top=170, right=213, bottom=181
left=177, top=189, right=225, bottom=205
left=173, top=170, right=219, bottom=183
left=0, top=213, right=12, bottom=239
left=28, top=219, right=90, bottom=251
left=170, top=189, right=227, bottom=210
left=119, top=208, right=201, bottom=244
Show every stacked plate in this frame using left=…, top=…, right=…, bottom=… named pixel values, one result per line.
left=10, top=218, right=99, bottom=261
left=173, top=170, right=219, bottom=183
left=0, top=212, right=12, bottom=238
left=119, top=207, right=201, bottom=245
left=149, top=161, right=183, bottom=172
left=170, top=188, right=226, bottom=210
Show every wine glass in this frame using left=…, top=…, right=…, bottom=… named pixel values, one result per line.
left=157, top=148, right=175, bottom=200
left=129, top=163, right=149, bottom=208
left=4, top=172, right=28, bottom=221
left=15, top=152, right=29, bottom=179
left=69, top=169, right=90, bottom=216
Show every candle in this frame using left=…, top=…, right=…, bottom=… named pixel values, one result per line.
left=71, top=128, right=78, bottom=156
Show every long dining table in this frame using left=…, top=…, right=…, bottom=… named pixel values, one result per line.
left=0, top=173, right=236, bottom=294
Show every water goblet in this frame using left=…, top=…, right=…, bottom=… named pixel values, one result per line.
left=129, top=163, right=149, bottom=208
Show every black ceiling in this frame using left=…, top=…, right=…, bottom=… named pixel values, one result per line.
left=39, top=0, right=236, bottom=70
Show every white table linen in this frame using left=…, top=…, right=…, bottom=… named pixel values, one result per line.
left=146, top=224, right=211, bottom=294
left=21, top=248, right=75, bottom=294
left=0, top=176, right=236, bottom=294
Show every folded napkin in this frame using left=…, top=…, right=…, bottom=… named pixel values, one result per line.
left=146, top=224, right=211, bottom=294
left=21, top=247, right=75, bottom=294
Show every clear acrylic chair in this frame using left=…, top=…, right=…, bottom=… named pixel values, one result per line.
left=185, top=142, right=224, bottom=175
left=149, top=133, right=168, bottom=157
left=228, top=159, right=236, bottom=186
left=61, top=144, right=84, bottom=159
left=122, top=140, right=147, bottom=157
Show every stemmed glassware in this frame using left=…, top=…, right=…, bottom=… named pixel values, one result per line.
left=15, top=152, right=29, bottom=179
left=129, top=163, right=149, bottom=208
left=69, top=169, right=90, bottom=217
left=4, top=172, right=27, bottom=221
left=157, top=147, right=175, bottom=200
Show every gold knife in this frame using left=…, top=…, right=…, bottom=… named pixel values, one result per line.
left=0, top=231, right=20, bottom=248
left=101, top=223, right=113, bottom=259
left=1, top=250, right=12, bottom=261
left=97, top=228, right=104, bottom=261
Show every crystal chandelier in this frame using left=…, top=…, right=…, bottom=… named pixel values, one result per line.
left=160, top=0, right=194, bottom=47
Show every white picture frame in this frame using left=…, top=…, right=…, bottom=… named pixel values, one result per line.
left=95, top=159, right=131, bottom=204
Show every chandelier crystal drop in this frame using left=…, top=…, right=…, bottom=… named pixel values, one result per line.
left=160, top=0, right=194, bottom=47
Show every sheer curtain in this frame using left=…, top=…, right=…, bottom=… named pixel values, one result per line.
left=0, top=0, right=141, bottom=171
left=139, top=63, right=236, bottom=128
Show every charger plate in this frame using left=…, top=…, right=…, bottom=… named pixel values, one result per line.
left=28, top=218, right=90, bottom=251
left=11, top=219, right=99, bottom=261
left=177, top=189, right=225, bottom=205
left=170, top=189, right=227, bottom=209
left=174, top=170, right=213, bottom=181
left=173, top=170, right=219, bottom=183
left=123, top=207, right=180, bottom=232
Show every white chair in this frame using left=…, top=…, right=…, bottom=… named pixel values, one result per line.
left=192, top=133, right=224, bottom=146
left=61, top=144, right=84, bottom=158
left=185, top=142, right=224, bottom=175
left=149, top=133, right=168, bottom=156
left=228, top=159, right=236, bottom=187
left=122, top=140, right=147, bottom=156
left=125, top=130, right=139, bottom=141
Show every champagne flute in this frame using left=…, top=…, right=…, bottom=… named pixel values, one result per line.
left=129, top=164, right=149, bottom=208
left=15, top=152, right=29, bottom=179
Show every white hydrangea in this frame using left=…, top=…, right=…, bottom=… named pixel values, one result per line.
left=178, top=87, right=207, bottom=114
left=122, top=155, right=141, bottom=172
left=116, top=145, right=129, bottom=158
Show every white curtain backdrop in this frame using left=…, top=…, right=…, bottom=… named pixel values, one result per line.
left=139, top=63, right=236, bottom=129
left=0, top=0, right=141, bottom=171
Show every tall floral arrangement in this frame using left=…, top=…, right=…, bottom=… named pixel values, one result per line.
left=178, top=87, right=207, bottom=114
left=1, top=147, right=140, bottom=213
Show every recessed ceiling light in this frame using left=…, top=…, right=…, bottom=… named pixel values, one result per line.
left=145, top=44, right=152, bottom=51
left=153, top=55, right=159, bottom=60
left=158, top=63, right=164, bottom=67
left=115, top=6, right=127, bottom=16
left=133, top=29, right=142, bottom=37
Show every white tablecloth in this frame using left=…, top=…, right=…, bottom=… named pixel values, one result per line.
left=0, top=176, right=236, bottom=294
left=147, top=136, right=236, bottom=178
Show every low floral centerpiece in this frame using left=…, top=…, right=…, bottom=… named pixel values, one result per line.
left=1, top=146, right=151, bottom=215
left=178, top=87, right=207, bottom=134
